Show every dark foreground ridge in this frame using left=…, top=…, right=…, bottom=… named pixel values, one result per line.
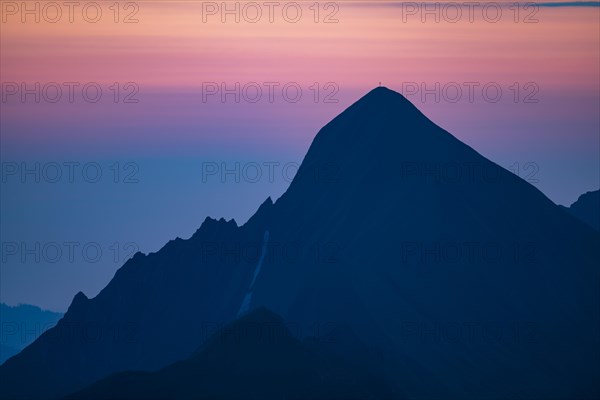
left=63, top=307, right=396, bottom=400
left=1, top=87, right=599, bottom=400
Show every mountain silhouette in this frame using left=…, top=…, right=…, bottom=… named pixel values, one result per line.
left=0, top=216, right=265, bottom=399
left=560, top=189, right=599, bottom=230
left=1, top=87, right=599, bottom=400
left=63, top=307, right=396, bottom=399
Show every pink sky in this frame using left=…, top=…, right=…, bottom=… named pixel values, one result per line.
left=1, top=1, right=599, bottom=310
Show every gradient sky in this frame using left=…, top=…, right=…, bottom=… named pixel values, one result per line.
left=1, top=1, right=599, bottom=311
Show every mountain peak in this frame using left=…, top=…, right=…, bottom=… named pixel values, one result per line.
left=562, top=189, right=600, bottom=231
left=72, top=291, right=88, bottom=303
left=316, top=86, right=426, bottom=138
left=365, top=85, right=398, bottom=96
left=279, top=86, right=446, bottom=201
left=354, top=86, right=414, bottom=109
left=66, top=291, right=88, bottom=314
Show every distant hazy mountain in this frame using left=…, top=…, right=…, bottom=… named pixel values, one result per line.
left=0, top=304, right=63, bottom=365
left=560, top=190, right=599, bottom=230
left=64, top=307, right=396, bottom=399
left=2, top=87, right=599, bottom=400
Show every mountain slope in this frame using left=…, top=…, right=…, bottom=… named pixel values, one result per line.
left=560, top=189, right=599, bottom=230
left=0, top=304, right=63, bottom=365
left=243, top=87, right=600, bottom=399
left=0, top=217, right=268, bottom=399
left=1, top=87, right=599, bottom=400
left=63, top=307, right=396, bottom=400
